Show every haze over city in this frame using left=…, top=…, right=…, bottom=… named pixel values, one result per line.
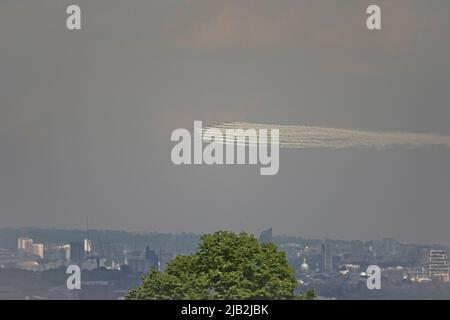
left=1, top=0, right=450, bottom=247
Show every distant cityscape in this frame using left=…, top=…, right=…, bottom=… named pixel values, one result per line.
left=0, top=227, right=449, bottom=300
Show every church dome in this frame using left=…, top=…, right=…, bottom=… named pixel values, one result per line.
left=300, top=258, right=309, bottom=272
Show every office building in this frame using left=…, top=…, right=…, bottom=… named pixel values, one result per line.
left=17, top=237, right=33, bottom=252
left=159, top=250, right=174, bottom=271
left=69, top=241, right=85, bottom=266
left=259, top=228, right=273, bottom=244
left=84, top=238, right=92, bottom=253
left=145, top=247, right=159, bottom=271
left=429, top=249, right=449, bottom=282
left=32, top=243, right=44, bottom=259
left=321, top=239, right=333, bottom=273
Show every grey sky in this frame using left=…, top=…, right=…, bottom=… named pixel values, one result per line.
left=1, top=1, right=450, bottom=245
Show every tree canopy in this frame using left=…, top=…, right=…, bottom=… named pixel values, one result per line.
left=127, top=231, right=315, bottom=300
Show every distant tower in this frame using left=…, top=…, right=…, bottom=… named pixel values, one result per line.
left=259, top=228, right=273, bottom=244
left=145, top=247, right=159, bottom=271
left=84, top=216, right=92, bottom=253
left=159, top=250, right=174, bottom=271
left=321, top=239, right=333, bottom=273
left=69, top=241, right=85, bottom=266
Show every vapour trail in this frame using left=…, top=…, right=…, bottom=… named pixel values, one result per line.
left=199, top=122, right=450, bottom=150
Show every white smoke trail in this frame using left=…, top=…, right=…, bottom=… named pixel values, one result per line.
left=199, top=122, right=450, bottom=150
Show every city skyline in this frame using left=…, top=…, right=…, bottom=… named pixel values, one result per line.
left=2, top=226, right=449, bottom=253
left=2, top=227, right=450, bottom=300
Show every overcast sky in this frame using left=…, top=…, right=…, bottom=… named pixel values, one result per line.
left=1, top=0, right=450, bottom=245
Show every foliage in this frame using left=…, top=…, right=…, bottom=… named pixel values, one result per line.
left=127, top=231, right=315, bottom=300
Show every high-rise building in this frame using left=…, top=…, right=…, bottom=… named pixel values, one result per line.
left=84, top=238, right=92, bottom=253
left=61, top=244, right=71, bottom=263
left=159, top=250, right=174, bottom=271
left=32, top=243, right=44, bottom=259
left=69, top=241, right=85, bottom=266
left=259, top=228, right=273, bottom=244
left=145, top=247, right=159, bottom=271
left=126, top=249, right=156, bottom=274
left=84, top=216, right=92, bottom=253
left=17, top=237, right=33, bottom=252
left=127, top=257, right=148, bottom=274
left=429, top=249, right=449, bottom=282
left=321, top=239, right=333, bottom=273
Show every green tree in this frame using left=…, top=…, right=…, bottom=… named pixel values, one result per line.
left=127, top=231, right=315, bottom=300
